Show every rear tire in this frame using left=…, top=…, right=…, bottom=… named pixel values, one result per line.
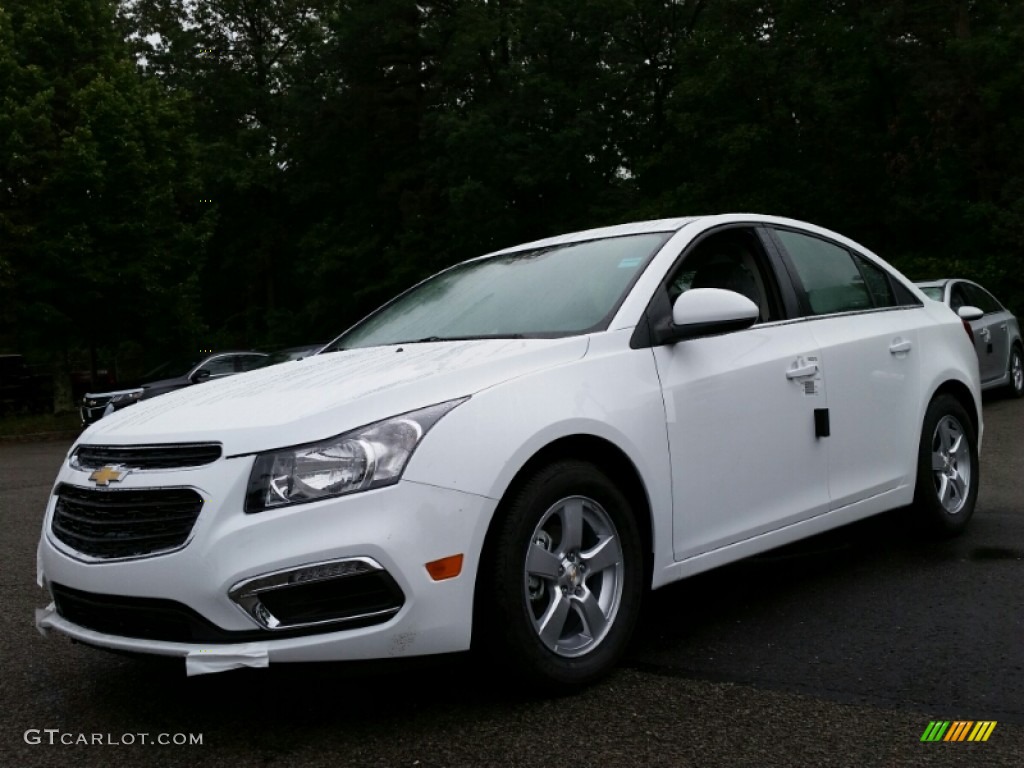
left=480, top=461, right=643, bottom=691
left=1007, top=344, right=1024, bottom=398
left=912, top=394, right=979, bottom=536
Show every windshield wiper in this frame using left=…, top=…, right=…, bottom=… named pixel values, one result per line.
left=397, top=334, right=526, bottom=344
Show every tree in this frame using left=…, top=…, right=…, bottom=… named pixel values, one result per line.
left=0, top=0, right=208, bottom=406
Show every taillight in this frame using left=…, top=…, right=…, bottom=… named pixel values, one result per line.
left=962, top=319, right=975, bottom=344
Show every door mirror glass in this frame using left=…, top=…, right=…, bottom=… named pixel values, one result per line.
left=191, top=368, right=212, bottom=383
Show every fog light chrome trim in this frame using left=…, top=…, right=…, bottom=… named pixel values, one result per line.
left=228, top=557, right=402, bottom=631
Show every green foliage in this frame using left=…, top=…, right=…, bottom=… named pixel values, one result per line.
left=3, top=0, right=1024, bottom=372
left=0, top=0, right=208, bottom=373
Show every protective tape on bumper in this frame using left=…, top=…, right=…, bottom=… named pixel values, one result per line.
left=185, top=645, right=269, bottom=676
left=35, top=603, right=55, bottom=636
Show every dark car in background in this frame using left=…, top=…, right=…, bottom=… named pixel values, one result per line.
left=916, top=279, right=1023, bottom=398
left=81, top=351, right=269, bottom=425
left=252, top=343, right=324, bottom=368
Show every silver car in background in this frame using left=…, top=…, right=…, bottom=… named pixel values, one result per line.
left=917, top=279, right=1023, bottom=397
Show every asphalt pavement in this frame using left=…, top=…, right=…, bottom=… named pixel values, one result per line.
left=1, top=398, right=1022, bottom=767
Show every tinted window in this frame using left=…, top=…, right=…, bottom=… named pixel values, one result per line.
left=950, top=283, right=970, bottom=312
left=666, top=229, right=780, bottom=323
left=198, top=356, right=238, bottom=376
left=237, top=354, right=269, bottom=371
left=919, top=286, right=944, bottom=301
left=856, top=256, right=897, bottom=308
left=775, top=229, right=871, bottom=315
left=964, top=284, right=1002, bottom=314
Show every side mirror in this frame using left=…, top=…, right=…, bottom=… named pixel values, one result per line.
left=192, top=369, right=212, bottom=383
left=659, top=288, right=759, bottom=344
left=957, top=306, right=983, bottom=322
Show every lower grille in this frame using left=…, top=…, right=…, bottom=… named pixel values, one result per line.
left=50, top=583, right=400, bottom=643
left=258, top=572, right=404, bottom=626
left=51, top=484, right=203, bottom=559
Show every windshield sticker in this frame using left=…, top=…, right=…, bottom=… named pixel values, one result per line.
left=617, top=257, right=643, bottom=269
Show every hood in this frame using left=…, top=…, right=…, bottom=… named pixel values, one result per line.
left=79, top=337, right=589, bottom=454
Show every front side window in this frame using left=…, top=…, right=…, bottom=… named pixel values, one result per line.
left=197, top=356, right=238, bottom=377
left=949, top=283, right=970, bottom=312
left=323, top=233, right=672, bottom=351
left=774, top=229, right=872, bottom=315
left=964, top=284, right=1002, bottom=314
left=665, top=228, right=780, bottom=323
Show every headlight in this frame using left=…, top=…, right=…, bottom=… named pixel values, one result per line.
left=244, top=397, right=468, bottom=513
left=111, top=389, right=144, bottom=405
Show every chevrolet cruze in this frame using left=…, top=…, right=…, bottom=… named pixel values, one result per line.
left=36, top=214, right=983, bottom=688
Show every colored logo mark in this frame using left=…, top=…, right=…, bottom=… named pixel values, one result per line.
left=920, top=720, right=996, bottom=742
left=89, top=466, right=128, bottom=486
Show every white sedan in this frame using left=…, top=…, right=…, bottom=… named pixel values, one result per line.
left=36, top=214, right=982, bottom=688
left=915, top=278, right=1023, bottom=398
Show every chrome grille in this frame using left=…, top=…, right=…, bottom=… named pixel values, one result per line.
left=72, top=443, right=222, bottom=470
left=51, top=484, right=204, bottom=559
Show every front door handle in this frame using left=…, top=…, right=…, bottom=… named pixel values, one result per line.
left=979, top=328, right=991, bottom=342
left=889, top=338, right=913, bottom=355
left=786, top=361, right=819, bottom=379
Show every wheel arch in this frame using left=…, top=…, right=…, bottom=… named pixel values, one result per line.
left=929, top=378, right=980, bottom=439
left=471, top=434, right=654, bottom=640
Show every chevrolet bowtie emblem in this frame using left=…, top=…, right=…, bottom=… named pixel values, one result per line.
left=89, top=466, right=128, bottom=486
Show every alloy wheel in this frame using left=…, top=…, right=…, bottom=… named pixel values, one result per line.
left=931, top=415, right=972, bottom=515
left=523, top=495, right=624, bottom=658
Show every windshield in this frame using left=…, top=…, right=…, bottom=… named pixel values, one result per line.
left=919, top=286, right=945, bottom=302
left=142, top=357, right=202, bottom=381
left=323, top=233, right=671, bottom=351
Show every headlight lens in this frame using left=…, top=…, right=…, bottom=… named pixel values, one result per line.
left=244, top=397, right=468, bottom=513
left=111, top=389, right=144, bottom=405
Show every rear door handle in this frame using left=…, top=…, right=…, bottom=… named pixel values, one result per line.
left=889, top=339, right=912, bottom=355
left=786, top=362, right=819, bottom=379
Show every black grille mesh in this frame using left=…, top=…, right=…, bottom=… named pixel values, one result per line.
left=51, top=484, right=203, bottom=559
left=73, top=443, right=222, bottom=470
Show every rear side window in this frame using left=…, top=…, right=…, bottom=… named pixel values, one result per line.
left=774, top=229, right=871, bottom=315
left=237, top=354, right=269, bottom=371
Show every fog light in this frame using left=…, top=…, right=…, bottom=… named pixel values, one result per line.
left=229, top=557, right=404, bottom=631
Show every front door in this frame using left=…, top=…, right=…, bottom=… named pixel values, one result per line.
left=649, top=226, right=831, bottom=561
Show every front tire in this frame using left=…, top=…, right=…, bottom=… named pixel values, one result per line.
left=482, top=461, right=643, bottom=690
left=912, top=394, right=979, bottom=536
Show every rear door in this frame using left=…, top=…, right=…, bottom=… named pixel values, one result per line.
left=766, top=227, right=924, bottom=510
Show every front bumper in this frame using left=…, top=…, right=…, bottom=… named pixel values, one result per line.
left=37, top=457, right=497, bottom=672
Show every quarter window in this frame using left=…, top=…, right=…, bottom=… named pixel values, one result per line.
left=774, top=229, right=871, bottom=315
left=856, top=256, right=897, bottom=308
